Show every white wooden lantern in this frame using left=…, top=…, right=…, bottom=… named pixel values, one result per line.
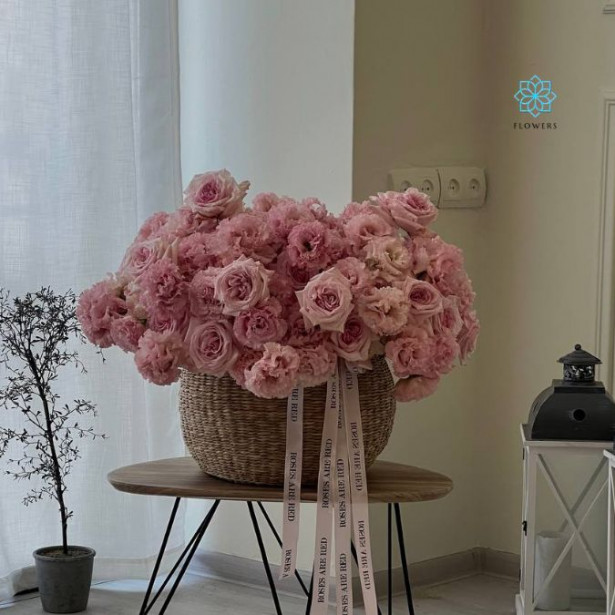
left=605, top=450, right=615, bottom=615
left=517, top=425, right=610, bottom=615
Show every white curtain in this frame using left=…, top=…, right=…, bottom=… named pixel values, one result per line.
left=0, top=0, right=185, bottom=600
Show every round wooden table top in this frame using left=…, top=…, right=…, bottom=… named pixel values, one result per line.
left=108, top=457, right=453, bottom=504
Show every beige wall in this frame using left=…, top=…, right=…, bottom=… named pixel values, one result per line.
left=354, top=0, right=486, bottom=564
left=478, top=0, right=613, bottom=555
left=354, top=0, right=615, bottom=564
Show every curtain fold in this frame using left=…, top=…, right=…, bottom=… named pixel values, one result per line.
left=0, top=0, right=184, bottom=600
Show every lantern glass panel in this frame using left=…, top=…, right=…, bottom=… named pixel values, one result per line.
left=532, top=449, right=607, bottom=612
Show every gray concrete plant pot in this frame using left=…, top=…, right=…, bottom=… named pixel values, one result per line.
left=33, top=546, right=95, bottom=613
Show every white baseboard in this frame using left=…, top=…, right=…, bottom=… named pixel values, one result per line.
left=476, top=547, right=520, bottom=580
left=189, top=550, right=312, bottom=600
left=188, top=547, right=520, bottom=602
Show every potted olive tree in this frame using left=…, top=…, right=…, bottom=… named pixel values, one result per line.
left=0, top=288, right=104, bottom=613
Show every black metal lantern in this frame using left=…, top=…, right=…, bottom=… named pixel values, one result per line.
left=527, top=344, right=615, bottom=440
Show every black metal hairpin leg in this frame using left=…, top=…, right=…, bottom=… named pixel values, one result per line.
left=140, top=499, right=221, bottom=615
left=141, top=505, right=212, bottom=614
left=248, top=502, right=283, bottom=615
left=256, top=501, right=310, bottom=597
left=394, top=503, right=415, bottom=615
left=387, top=504, right=393, bottom=615
left=304, top=571, right=314, bottom=615
left=139, top=498, right=181, bottom=615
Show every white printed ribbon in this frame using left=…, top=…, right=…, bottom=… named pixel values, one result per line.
left=309, top=369, right=339, bottom=614
left=342, top=361, right=378, bottom=615
left=281, top=361, right=376, bottom=615
left=280, top=386, right=304, bottom=580
left=334, top=363, right=353, bottom=615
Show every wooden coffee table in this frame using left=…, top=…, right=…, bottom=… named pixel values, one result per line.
left=108, top=457, right=453, bottom=615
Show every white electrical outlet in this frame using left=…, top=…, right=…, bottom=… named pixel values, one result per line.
left=388, top=168, right=441, bottom=205
left=388, top=166, right=486, bottom=208
left=437, top=166, right=486, bottom=208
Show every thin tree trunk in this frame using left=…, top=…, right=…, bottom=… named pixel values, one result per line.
left=27, top=352, right=69, bottom=554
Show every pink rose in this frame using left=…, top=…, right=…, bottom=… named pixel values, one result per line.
left=410, top=235, right=466, bottom=287
left=268, top=271, right=296, bottom=306
left=123, top=280, right=148, bottom=321
left=429, top=333, right=459, bottom=375
left=229, top=349, right=263, bottom=388
left=409, top=235, right=475, bottom=308
left=364, top=237, right=411, bottom=281
left=297, top=345, right=337, bottom=387
left=456, top=276, right=476, bottom=310
left=432, top=297, right=463, bottom=337
left=136, top=211, right=171, bottom=242
left=267, top=199, right=318, bottom=240
left=427, top=240, right=464, bottom=281
left=435, top=269, right=475, bottom=310
left=214, top=256, right=272, bottom=316
left=138, top=259, right=189, bottom=317
left=317, top=208, right=344, bottom=232
left=287, top=221, right=332, bottom=270
left=275, top=252, right=318, bottom=291
left=189, top=268, right=223, bottom=319
left=385, top=326, right=432, bottom=378
left=458, top=310, right=479, bottom=362
left=134, top=330, right=184, bottom=385
left=269, top=271, right=298, bottom=311
left=407, top=235, right=431, bottom=276
left=110, top=316, right=145, bottom=352
left=284, top=308, right=326, bottom=347
left=233, top=298, right=288, bottom=349
left=77, top=279, right=127, bottom=348
left=329, top=313, right=373, bottom=363
left=340, top=201, right=394, bottom=225
left=324, top=228, right=347, bottom=263
left=244, top=343, right=301, bottom=398
left=398, top=278, right=443, bottom=318
left=119, top=239, right=164, bottom=278
left=335, top=257, right=372, bottom=294
left=374, top=188, right=438, bottom=234
left=167, top=207, right=219, bottom=237
left=207, top=212, right=277, bottom=265
left=177, top=233, right=217, bottom=276
left=147, top=303, right=190, bottom=337
left=344, top=213, right=397, bottom=252
left=252, top=192, right=281, bottom=213
left=183, top=169, right=249, bottom=218
left=185, top=318, right=238, bottom=376
left=300, top=197, right=329, bottom=221
left=296, top=268, right=354, bottom=332
left=357, top=286, right=408, bottom=336
left=393, top=375, right=440, bottom=402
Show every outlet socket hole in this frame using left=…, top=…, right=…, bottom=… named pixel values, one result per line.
left=447, top=179, right=460, bottom=195
left=421, top=180, right=434, bottom=194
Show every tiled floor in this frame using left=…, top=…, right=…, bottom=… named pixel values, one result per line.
left=1, top=574, right=516, bottom=614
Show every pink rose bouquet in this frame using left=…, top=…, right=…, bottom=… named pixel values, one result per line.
left=78, top=169, right=478, bottom=401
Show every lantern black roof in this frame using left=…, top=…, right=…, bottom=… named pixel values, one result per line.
left=558, top=344, right=601, bottom=367
left=527, top=344, right=614, bottom=440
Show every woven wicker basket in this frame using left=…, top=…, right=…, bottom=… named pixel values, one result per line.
left=178, top=356, right=396, bottom=486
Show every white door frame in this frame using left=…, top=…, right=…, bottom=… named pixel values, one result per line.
left=594, top=90, right=615, bottom=391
